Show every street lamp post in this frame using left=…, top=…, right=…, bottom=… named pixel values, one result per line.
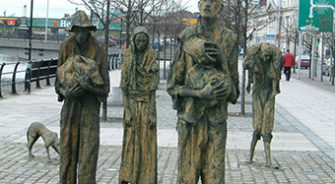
left=44, top=0, right=49, bottom=42
left=28, top=0, right=33, bottom=62
left=26, top=0, right=34, bottom=93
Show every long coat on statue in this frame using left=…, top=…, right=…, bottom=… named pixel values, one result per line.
left=119, top=27, right=159, bottom=184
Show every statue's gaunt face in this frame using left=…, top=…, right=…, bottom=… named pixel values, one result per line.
left=134, top=33, right=148, bottom=52
left=198, top=0, right=222, bottom=18
left=73, top=27, right=90, bottom=45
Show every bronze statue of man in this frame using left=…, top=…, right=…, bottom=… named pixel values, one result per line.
left=119, top=27, right=159, bottom=184
left=167, top=0, right=239, bottom=183
left=54, top=10, right=110, bottom=184
left=243, top=43, right=281, bottom=168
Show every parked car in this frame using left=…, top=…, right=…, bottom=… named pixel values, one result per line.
left=295, top=55, right=310, bottom=68
left=96, top=36, right=117, bottom=47
left=322, top=58, right=335, bottom=76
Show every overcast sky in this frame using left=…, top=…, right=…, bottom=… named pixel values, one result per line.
left=0, top=0, right=198, bottom=18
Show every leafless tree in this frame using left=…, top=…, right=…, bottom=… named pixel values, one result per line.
left=112, top=0, right=175, bottom=48
left=222, top=0, right=266, bottom=114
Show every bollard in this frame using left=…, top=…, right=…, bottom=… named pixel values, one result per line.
left=113, top=54, right=117, bottom=69
left=46, top=59, right=51, bottom=86
left=36, top=60, right=41, bottom=88
left=0, top=63, right=6, bottom=98
left=25, top=62, right=32, bottom=93
left=11, top=62, right=20, bottom=95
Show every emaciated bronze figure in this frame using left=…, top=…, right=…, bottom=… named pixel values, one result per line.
left=55, top=10, right=110, bottom=184
left=119, top=27, right=159, bottom=184
left=167, top=0, right=239, bottom=183
left=243, top=43, right=281, bottom=168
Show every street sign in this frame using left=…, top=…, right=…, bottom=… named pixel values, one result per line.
left=299, top=0, right=335, bottom=32
left=7, top=20, right=15, bottom=26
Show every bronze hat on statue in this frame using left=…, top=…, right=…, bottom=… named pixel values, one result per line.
left=67, top=10, right=96, bottom=32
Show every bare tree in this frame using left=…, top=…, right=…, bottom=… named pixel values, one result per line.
left=113, top=0, right=137, bottom=47
left=222, top=0, right=266, bottom=114
left=112, top=0, right=172, bottom=48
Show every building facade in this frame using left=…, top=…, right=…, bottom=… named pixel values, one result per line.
left=249, top=0, right=298, bottom=53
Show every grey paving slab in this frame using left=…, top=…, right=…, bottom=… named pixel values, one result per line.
left=1, top=67, right=335, bottom=183
left=276, top=75, right=335, bottom=158
left=0, top=143, right=334, bottom=184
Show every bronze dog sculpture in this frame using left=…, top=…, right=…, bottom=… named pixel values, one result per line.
left=27, top=122, right=60, bottom=161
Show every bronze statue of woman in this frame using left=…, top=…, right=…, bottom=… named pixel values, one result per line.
left=119, top=27, right=159, bottom=184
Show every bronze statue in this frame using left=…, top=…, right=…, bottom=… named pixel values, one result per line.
left=119, top=27, right=159, bottom=184
left=167, top=0, right=239, bottom=183
left=54, top=10, right=110, bottom=184
left=27, top=122, right=60, bottom=161
left=243, top=43, right=281, bottom=168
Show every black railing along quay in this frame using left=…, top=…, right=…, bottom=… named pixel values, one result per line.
left=108, top=53, right=123, bottom=70
left=0, top=52, right=174, bottom=98
left=0, top=53, right=124, bottom=98
left=25, top=59, right=58, bottom=91
left=0, top=59, right=59, bottom=97
left=0, top=61, right=29, bottom=97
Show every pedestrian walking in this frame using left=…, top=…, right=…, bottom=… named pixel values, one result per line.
left=283, top=49, right=295, bottom=81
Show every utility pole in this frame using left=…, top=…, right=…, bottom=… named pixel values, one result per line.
left=28, top=0, right=33, bottom=62
left=26, top=0, right=34, bottom=93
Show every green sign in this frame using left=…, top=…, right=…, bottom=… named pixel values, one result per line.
left=27, top=18, right=121, bottom=31
left=298, top=0, right=335, bottom=32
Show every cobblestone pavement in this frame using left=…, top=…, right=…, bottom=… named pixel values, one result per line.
left=1, top=70, right=335, bottom=183
left=1, top=143, right=335, bottom=184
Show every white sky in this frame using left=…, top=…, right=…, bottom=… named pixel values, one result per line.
left=0, top=0, right=198, bottom=18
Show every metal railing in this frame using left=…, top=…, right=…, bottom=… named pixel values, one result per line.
left=108, top=53, right=123, bottom=70
left=0, top=53, right=124, bottom=98
left=0, top=61, right=28, bottom=97
left=0, top=59, right=58, bottom=97
left=25, top=59, right=58, bottom=92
